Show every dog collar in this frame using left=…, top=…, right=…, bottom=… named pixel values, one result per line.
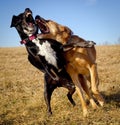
left=20, top=34, right=37, bottom=44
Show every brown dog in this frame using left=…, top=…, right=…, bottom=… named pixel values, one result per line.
left=35, top=15, right=105, bottom=117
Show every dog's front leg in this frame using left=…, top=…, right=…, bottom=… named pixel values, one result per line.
left=37, top=33, right=55, bottom=40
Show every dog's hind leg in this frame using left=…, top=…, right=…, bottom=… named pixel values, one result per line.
left=61, top=81, right=76, bottom=106
left=58, top=69, right=76, bottom=106
left=78, top=74, right=98, bottom=109
left=66, top=65, right=88, bottom=117
left=44, top=73, right=57, bottom=116
left=89, top=64, right=105, bottom=107
left=67, top=85, right=76, bottom=106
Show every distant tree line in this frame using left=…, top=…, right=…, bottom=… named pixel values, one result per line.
left=117, top=37, right=120, bottom=44
left=101, top=37, right=120, bottom=45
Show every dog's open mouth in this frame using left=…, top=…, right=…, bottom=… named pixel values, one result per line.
left=22, top=13, right=37, bottom=36
left=35, top=16, right=50, bottom=34
left=25, top=14, right=35, bottom=27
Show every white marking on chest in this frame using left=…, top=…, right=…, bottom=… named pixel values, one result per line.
left=32, top=39, right=58, bottom=69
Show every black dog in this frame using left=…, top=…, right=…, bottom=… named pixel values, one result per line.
left=10, top=8, right=76, bottom=115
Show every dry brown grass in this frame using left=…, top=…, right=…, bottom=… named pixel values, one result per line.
left=0, top=45, right=120, bottom=125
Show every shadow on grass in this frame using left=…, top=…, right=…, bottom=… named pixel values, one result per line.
left=0, top=112, right=14, bottom=125
left=0, top=119, right=14, bottom=125
left=102, top=90, right=120, bottom=108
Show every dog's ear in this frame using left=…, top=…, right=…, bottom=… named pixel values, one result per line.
left=10, top=15, right=21, bottom=28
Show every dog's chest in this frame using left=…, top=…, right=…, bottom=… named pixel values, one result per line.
left=32, top=38, right=58, bottom=68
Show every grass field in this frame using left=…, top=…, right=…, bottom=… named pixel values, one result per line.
left=0, top=45, right=120, bottom=125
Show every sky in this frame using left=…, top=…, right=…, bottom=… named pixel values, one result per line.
left=0, top=0, right=120, bottom=47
